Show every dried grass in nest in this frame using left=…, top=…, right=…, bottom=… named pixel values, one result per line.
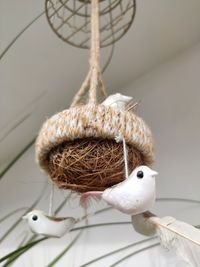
left=46, top=137, right=144, bottom=193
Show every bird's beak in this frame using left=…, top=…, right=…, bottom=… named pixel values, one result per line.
left=150, top=169, right=158, bottom=177
left=22, top=214, right=29, bottom=220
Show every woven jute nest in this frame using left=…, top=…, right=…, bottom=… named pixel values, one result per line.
left=36, top=104, right=154, bottom=193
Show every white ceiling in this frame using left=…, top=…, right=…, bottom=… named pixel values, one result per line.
left=1, top=0, right=200, bottom=171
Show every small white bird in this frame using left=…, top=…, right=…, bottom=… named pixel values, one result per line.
left=23, top=210, right=76, bottom=238
left=102, top=93, right=133, bottom=110
left=80, top=165, right=158, bottom=215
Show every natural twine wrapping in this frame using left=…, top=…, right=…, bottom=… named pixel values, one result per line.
left=36, top=0, right=155, bottom=193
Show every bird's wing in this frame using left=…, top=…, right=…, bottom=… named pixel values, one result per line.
left=46, top=216, right=75, bottom=222
left=132, top=213, right=200, bottom=267
left=102, top=179, right=138, bottom=205
left=80, top=191, right=103, bottom=208
left=153, top=216, right=200, bottom=267
left=110, top=178, right=136, bottom=193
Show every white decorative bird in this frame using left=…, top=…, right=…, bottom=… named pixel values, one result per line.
left=80, top=165, right=158, bottom=215
left=23, top=210, right=77, bottom=238
left=102, top=93, right=133, bottom=110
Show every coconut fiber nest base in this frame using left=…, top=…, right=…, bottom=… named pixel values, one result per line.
left=46, top=137, right=144, bottom=193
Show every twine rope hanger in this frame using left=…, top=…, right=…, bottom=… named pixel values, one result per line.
left=71, top=0, right=107, bottom=107
left=49, top=182, right=55, bottom=216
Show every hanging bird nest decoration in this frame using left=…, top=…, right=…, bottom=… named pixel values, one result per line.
left=36, top=105, right=154, bottom=193
left=36, top=0, right=154, bottom=193
left=45, top=0, right=136, bottom=48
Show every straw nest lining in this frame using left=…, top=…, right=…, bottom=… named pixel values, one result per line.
left=47, top=137, right=144, bottom=193
left=36, top=104, right=154, bottom=193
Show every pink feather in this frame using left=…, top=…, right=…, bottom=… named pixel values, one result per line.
left=80, top=191, right=103, bottom=208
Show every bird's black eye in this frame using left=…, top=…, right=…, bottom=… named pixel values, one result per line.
left=137, top=171, right=144, bottom=179
left=32, top=215, right=38, bottom=221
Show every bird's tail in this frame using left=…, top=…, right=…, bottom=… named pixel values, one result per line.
left=80, top=191, right=103, bottom=209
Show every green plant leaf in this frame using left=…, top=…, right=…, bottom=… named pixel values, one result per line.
left=0, top=193, right=74, bottom=266
left=157, top=197, right=200, bottom=204
left=110, top=242, right=159, bottom=267
left=80, top=237, right=157, bottom=267
left=0, top=208, right=27, bottom=224
left=2, top=217, right=123, bottom=266
left=16, top=232, right=29, bottom=248
left=0, top=237, right=46, bottom=264
left=2, top=196, right=200, bottom=265
left=71, top=222, right=130, bottom=232
left=0, top=139, right=35, bottom=179
left=0, top=197, right=111, bottom=264
left=47, top=232, right=82, bottom=267
left=0, top=222, right=130, bottom=264
left=0, top=183, right=47, bottom=244
left=0, top=11, right=45, bottom=61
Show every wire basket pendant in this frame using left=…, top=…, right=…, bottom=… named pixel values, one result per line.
left=45, top=0, right=136, bottom=48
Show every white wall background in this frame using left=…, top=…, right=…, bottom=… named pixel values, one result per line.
left=1, top=41, right=200, bottom=266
